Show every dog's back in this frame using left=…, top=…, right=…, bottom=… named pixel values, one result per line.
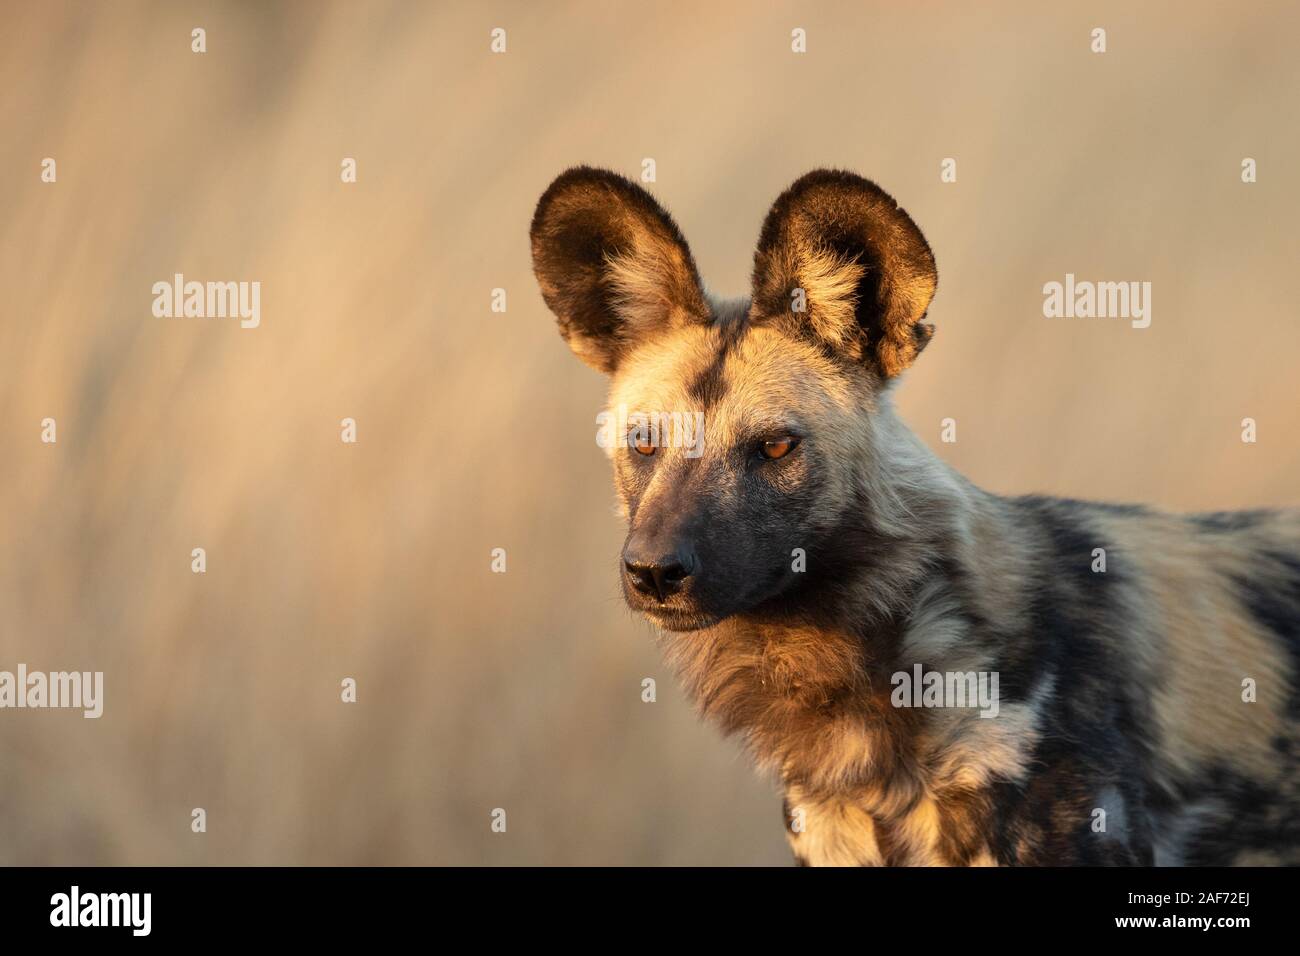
left=1049, top=501, right=1300, bottom=865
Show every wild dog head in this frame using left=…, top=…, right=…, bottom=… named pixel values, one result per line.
left=530, top=168, right=938, bottom=631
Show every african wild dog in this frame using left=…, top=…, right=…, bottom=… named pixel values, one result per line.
left=530, top=167, right=1300, bottom=866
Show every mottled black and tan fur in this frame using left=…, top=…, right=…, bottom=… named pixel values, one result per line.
left=530, top=167, right=1300, bottom=866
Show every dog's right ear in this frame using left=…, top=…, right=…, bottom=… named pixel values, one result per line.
left=530, top=167, right=709, bottom=374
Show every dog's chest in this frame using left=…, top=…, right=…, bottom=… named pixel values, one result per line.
left=783, top=786, right=1000, bottom=867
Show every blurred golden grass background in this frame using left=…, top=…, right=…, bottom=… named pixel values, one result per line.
left=0, top=0, right=1297, bottom=864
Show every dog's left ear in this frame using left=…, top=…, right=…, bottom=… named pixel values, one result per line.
left=750, top=170, right=937, bottom=379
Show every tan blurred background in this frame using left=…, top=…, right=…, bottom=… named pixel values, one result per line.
left=1, top=0, right=1297, bottom=865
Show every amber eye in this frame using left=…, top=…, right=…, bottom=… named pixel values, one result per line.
left=760, top=437, right=800, bottom=461
left=631, top=434, right=656, bottom=456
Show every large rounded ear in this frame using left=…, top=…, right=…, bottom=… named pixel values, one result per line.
left=530, top=167, right=710, bottom=374
left=750, top=170, right=937, bottom=379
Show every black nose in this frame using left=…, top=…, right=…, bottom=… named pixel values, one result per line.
left=624, top=555, right=694, bottom=603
